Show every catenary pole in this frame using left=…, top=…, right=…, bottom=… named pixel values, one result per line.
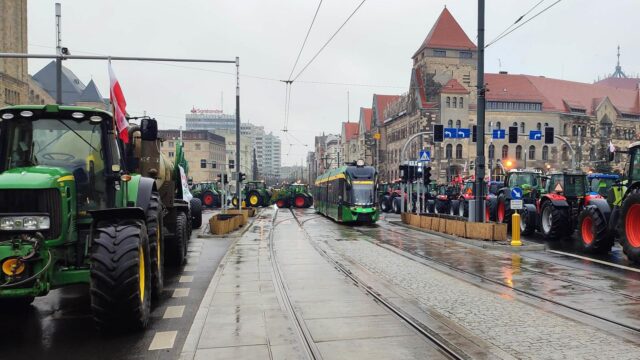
left=475, top=0, right=487, bottom=222
left=236, top=57, right=242, bottom=210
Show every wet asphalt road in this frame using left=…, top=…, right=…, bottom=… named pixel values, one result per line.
left=0, top=211, right=232, bottom=360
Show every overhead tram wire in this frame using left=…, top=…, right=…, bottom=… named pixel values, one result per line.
left=485, top=0, right=564, bottom=48
left=487, top=0, right=546, bottom=47
left=287, top=0, right=323, bottom=81
left=292, top=0, right=367, bottom=82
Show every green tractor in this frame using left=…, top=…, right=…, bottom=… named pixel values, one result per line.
left=232, top=180, right=272, bottom=207
left=191, top=181, right=222, bottom=208
left=0, top=105, right=193, bottom=331
left=577, top=143, right=640, bottom=261
left=274, top=183, right=313, bottom=208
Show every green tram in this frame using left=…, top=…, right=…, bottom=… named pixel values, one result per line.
left=313, top=161, right=379, bottom=223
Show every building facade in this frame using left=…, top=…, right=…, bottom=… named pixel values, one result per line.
left=341, top=122, right=359, bottom=164
left=0, top=0, right=28, bottom=107
left=158, top=130, right=226, bottom=184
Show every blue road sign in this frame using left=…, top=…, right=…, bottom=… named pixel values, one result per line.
left=444, top=128, right=457, bottom=139
left=511, top=187, right=523, bottom=200
left=419, top=150, right=431, bottom=162
left=493, top=129, right=506, bottom=139
left=529, top=130, right=542, bottom=140
left=457, top=129, right=470, bottom=138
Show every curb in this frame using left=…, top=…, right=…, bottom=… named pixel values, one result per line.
left=389, top=220, right=546, bottom=253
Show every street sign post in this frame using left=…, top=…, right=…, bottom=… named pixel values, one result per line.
left=510, top=199, right=523, bottom=210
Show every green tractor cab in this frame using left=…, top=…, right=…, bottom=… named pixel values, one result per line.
left=232, top=180, right=272, bottom=207
left=191, top=181, right=222, bottom=208
left=274, top=183, right=313, bottom=208
left=0, top=105, right=164, bottom=330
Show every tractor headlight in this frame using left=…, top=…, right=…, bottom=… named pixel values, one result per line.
left=0, top=216, right=50, bottom=231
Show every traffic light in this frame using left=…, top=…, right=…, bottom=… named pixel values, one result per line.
left=472, top=125, right=477, bottom=143
left=544, top=126, right=554, bottom=144
left=223, top=174, right=228, bottom=184
left=399, top=164, right=408, bottom=182
left=423, top=166, right=432, bottom=185
left=200, top=159, right=207, bottom=168
left=433, top=124, right=444, bottom=143
left=238, top=172, right=246, bottom=182
left=508, top=126, right=518, bottom=144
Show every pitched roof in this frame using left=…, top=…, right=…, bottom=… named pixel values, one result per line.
left=78, top=79, right=105, bottom=103
left=485, top=73, right=640, bottom=116
left=596, top=77, right=640, bottom=90
left=441, top=78, right=469, bottom=94
left=359, top=107, right=373, bottom=131
left=413, top=7, right=476, bottom=58
left=342, top=122, right=359, bottom=141
left=373, top=94, right=401, bottom=126
left=32, top=61, right=87, bottom=105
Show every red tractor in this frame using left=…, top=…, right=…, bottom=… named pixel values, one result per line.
left=456, top=180, right=499, bottom=221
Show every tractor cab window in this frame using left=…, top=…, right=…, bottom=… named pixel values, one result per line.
left=589, top=178, right=615, bottom=195
left=563, top=175, right=586, bottom=197
left=508, top=173, right=538, bottom=188
left=1, top=117, right=106, bottom=210
left=462, top=182, right=474, bottom=195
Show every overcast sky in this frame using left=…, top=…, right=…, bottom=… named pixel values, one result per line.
left=26, top=0, right=639, bottom=166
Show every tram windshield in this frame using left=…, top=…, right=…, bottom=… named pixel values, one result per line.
left=351, top=183, right=375, bottom=205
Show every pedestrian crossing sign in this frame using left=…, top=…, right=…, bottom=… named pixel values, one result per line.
left=419, top=150, right=431, bottom=162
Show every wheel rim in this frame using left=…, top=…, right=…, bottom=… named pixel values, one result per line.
left=498, top=202, right=505, bottom=222
left=204, top=194, right=213, bottom=206
left=139, top=246, right=145, bottom=302
left=250, top=195, right=259, bottom=206
left=232, top=198, right=238, bottom=206
left=582, top=215, right=594, bottom=245
left=295, top=197, right=305, bottom=207
left=625, top=204, right=640, bottom=248
left=542, top=206, right=552, bottom=234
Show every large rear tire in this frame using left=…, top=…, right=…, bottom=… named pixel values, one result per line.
left=619, top=192, right=640, bottom=263
left=276, top=199, right=288, bottom=208
left=450, top=200, right=460, bottom=216
left=147, top=193, right=164, bottom=299
left=165, top=212, right=188, bottom=266
left=392, top=197, right=401, bottom=214
left=202, top=191, right=215, bottom=208
left=497, top=194, right=511, bottom=224
left=90, top=220, right=151, bottom=331
left=520, top=205, right=536, bottom=236
left=540, top=201, right=570, bottom=240
left=486, top=196, right=497, bottom=222
left=248, top=191, right=261, bottom=207
left=190, top=198, right=203, bottom=229
left=294, top=194, right=306, bottom=208
left=380, top=195, right=391, bottom=213
left=577, top=206, right=613, bottom=254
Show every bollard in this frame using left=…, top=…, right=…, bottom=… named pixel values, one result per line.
left=511, top=211, right=522, bottom=246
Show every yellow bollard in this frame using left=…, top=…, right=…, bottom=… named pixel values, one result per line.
left=511, top=211, right=522, bottom=246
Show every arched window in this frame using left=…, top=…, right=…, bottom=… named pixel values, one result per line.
left=515, top=145, right=522, bottom=160
left=542, top=145, right=549, bottom=160
left=562, top=146, right=569, bottom=161
left=446, top=97, right=451, bottom=107
left=446, top=144, right=453, bottom=159
left=536, top=122, right=542, bottom=131
left=589, top=146, right=596, bottom=161
left=502, top=145, right=509, bottom=159
left=512, top=122, right=518, bottom=128
left=544, top=122, right=549, bottom=127
left=520, top=122, right=526, bottom=134
left=453, top=97, right=457, bottom=108
left=456, top=144, right=463, bottom=159
left=496, top=121, right=502, bottom=130
left=456, top=120, right=461, bottom=129
left=564, top=124, right=569, bottom=135
left=459, top=97, right=464, bottom=108
left=529, top=145, right=536, bottom=160
left=489, top=144, right=495, bottom=159
left=448, top=119, right=453, bottom=127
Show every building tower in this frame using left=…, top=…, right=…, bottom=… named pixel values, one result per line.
left=611, top=45, right=627, bottom=79
left=0, top=0, right=28, bottom=106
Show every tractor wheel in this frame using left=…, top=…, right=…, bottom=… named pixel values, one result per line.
left=520, top=205, right=536, bottom=236
left=497, top=194, right=511, bottom=224
left=202, top=191, right=215, bottom=208
left=540, top=201, right=570, bottom=240
left=307, top=196, right=314, bottom=207
left=619, top=192, right=640, bottom=262
left=294, top=194, right=306, bottom=208
left=303, top=195, right=312, bottom=208
left=190, top=197, right=203, bottom=229
left=248, top=191, right=261, bottom=207
left=147, top=193, right=164, bottom=299
left=450, top=200, right=460, bottom=216
left=165, top=211, right=188, bottom=266
left=486, top=197, right=497, bottom=222
left=577, top=206, right=613, bottom=254
left=231, top=196, right=239, bottom=207
left=276, top=199, right=288, bottom=208
left=380, top=195, right=391, bottom=212
left=90, top=219, right=151, bottom=331
left=392, top=197, right=401, bottom=214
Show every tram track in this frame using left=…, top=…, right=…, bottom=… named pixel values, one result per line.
left=344, top=219, right=640, bottom=335
left=284, top=208, right=467, bottom=360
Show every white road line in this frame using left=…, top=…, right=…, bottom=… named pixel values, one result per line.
left=548, top=250, right=640, bottom=273
left=172, top=288, right=190, bottom=297
left=187, top=258, right=199, bottom=265
left=163, top=305, right=185, bottom=319
left=187, top=252, right=201, bottom=257
left=148, top=330, right=177, bottom=350
left=183, top=265, right=197, bottom=272
left=179, top=275, right=194, bottom=283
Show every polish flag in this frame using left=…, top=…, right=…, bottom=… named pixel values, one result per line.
left=108, top=61, right=129, bottom=143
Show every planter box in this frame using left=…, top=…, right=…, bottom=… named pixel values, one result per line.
left=451, top=220, right=467, bottom=238
left=420, top=215, right=432, bottom=230
left=465, top=222, right=494, bottom=241
left=401, top=212, right=409, bottom=224
left=209, top=214, right=234, bottom=235
left=438, top=217, right=448, bottom=233
left=225, top=209, right=248, bottom=225
left=409, top=214, right=421, bottom=227
left=493, top=223, right=508, bottom=241
left=247, top=208, right=257, bottom=217
left=431, top=217, right=440, bottom=232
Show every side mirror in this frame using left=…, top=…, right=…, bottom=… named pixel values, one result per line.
left=141, top=118, right=158, bottom=141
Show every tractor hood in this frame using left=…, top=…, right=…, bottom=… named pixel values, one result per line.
left=0, top=166, right=73, bottom=189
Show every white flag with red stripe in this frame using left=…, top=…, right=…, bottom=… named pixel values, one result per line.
left=108, top=61, right=129, bottom=143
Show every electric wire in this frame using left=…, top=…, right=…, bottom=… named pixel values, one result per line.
left=288, top=0, right=323, bottom=81
left=485, top=0, right=564, bottom=48
left=486, top=0, right=546, bottom=47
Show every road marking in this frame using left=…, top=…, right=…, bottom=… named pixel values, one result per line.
left=179, top=275, right=194, bottom=283
left=172, top=288, right=190, bottom=297
left=188, top=252, right=201, bottom=257
left=183, top=265, right=197, bottom=272
left=163, top=305, right=185, bottom=319
left=188, top=258, right=199, bottom=265
left=548, top=250, right=640, bottom=273
left=148, top=330, right=177, bottom=350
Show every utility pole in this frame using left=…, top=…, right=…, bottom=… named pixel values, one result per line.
left=235, top=57, right=241, bottom=209
left=55, top=3, right=62, bottom=105
left=474, top=0, right=487, bottom=222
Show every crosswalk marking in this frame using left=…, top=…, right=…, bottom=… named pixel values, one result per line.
left=148, top=331, right=177, bottom=350
left=163, top=305, right=185, bottom=319
left=179, top=275, right=194, bottom=283
left=172, top=288, right=190, bottom=297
